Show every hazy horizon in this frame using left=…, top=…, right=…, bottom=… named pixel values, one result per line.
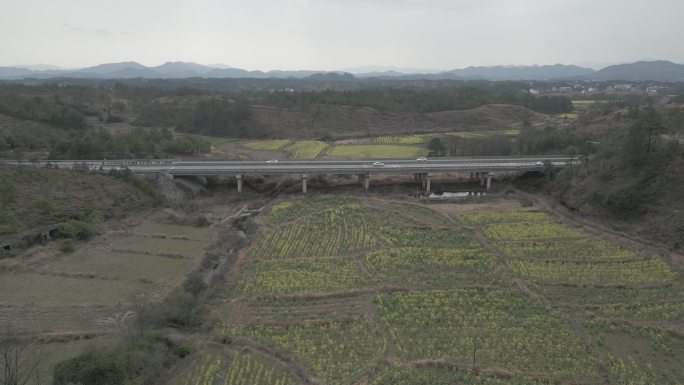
left=2, top=0, right=683, bottom=71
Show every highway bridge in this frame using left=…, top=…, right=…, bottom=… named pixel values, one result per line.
left=1, top=156, right=579, bottom=193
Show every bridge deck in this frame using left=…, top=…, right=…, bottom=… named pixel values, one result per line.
left=1, top=156, right=579, bottom=176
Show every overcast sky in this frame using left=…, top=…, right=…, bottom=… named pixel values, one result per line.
left=1, top=0, right=683, bottom=71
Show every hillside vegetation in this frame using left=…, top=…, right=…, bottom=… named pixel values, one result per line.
left=0, top=81, right=568, bottom=160
left=540, top=107, right=684, bottom=249
left=0, top=165, right=159, bottom=236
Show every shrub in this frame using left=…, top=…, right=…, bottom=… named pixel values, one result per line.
left=59, top=239, right=75, bottom=253
left=57, top=220, right=96, bottom=241
left=53, top=332, right=189, bottom=385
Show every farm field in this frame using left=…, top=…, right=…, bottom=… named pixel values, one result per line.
left=446, top=129, right=521, bottom=139
left=172, top=347, right=297, bottom=385
left=374, top=134, right=427, bottom=144
left=212, top=197, right=684, bottom=385
left=244, top=139, right=291, bottom=151
left=326, top=144, right=426, bottom=159
left=0, top=217, right=213, bottom=384
left=284, top=140, right=328, bottom=159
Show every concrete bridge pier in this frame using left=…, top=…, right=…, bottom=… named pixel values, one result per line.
left=363, top=173, right=370, bottom=191
left=236, top=174, right=243, bottom=192
left=301, top=174, right=308, bottom=194
left=425, top=173, right=432, bottom=194
left=486, top=173, right=492, bottom=190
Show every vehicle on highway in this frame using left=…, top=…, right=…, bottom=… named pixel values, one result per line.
left=267, top=159, right=279, bottom=163
left=535, top=161, right=545, bottom=166
left=416, top=157, right=427, bottom=161
left=372, top=162, right=385, bottom=167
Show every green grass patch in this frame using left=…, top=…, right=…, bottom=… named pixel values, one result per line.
left=244, top=140, right=291, bottom=151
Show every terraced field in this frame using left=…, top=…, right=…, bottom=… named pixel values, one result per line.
left=172, top=347, right=297, bottom=385
left=446, top=129, right=520, bottom=139
left=213, top=198, right=684, bottom=385
left=0, top=219, right=213, bottom=383
left=284, top=140, right=328, bottom=159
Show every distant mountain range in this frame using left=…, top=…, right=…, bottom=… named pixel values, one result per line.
left=1, top=60, right=683, bottom=82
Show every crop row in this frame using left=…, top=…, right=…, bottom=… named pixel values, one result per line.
left=495, top=239, right=635, bottom=261
left=594, top=301, right=684, bottom=322
left=239, top=257, right=367, bottom=295
left=483, top=221, right=586, bottom=240
left=175, top=349, right=224, bottom=385
left=458, top=210, right=550, bottom=225
left=243, top=296, right=366, bottom=324
left=365, top=365, right=554, bottom=385
left=269, top=196, right=358, bottom=224
left=511, top=258, right=678, bottom=286
left=374, top=135, right=427, bottom=145
left=532, top=284, right=684, bottom=306
left=446, top=129, right=520, bottom=139
left=378, top=226, right=479, bottom=249
left=222, top=321, right=385, bottom=385
left=374, top=289, right=599, bottom=382
left=224, top=351, right=296, bottom=385
left=604, top=354, right=669, bottom=385
left=381, top=203, right=451, bottom=227
left=365, top=247, right=504, bottom=288
left=284, top=140, right=328, bottom=159
left=253, top=205, right=377, bottom=258
left=584, top=319, right=684, bottom=382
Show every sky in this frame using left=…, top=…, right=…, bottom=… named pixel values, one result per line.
left=1, top=0, right=683, bottom=71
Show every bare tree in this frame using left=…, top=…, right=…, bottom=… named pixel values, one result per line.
left=0, top=336, right=43, bottom=385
